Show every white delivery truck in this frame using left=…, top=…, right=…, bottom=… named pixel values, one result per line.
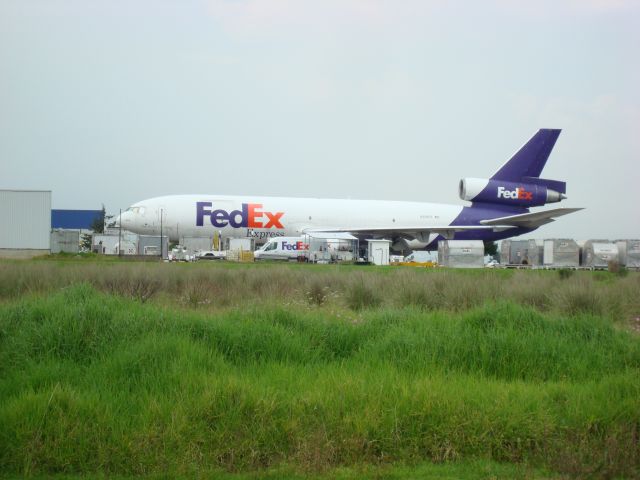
left=254, top=237, right=309, bottom=261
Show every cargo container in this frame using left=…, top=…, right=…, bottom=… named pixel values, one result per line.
left=181, top=236, right=214, bottom=254
left=615, top=239, right=640, bottom=268
left=500, top=239, right=540, bottom=265
left=438, top=240, right=484, bottom=268
left=93, top=231, right=140, bottom=255
left=543, top=239, right=579, bottom=268
left=137, top=235, right=169, bottom=257
left=581, top=240, right=618, bottom=268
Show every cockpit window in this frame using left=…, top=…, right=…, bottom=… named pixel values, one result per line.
left=126, top=207, right=146, bottom=214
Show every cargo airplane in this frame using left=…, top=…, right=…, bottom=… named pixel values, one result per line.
left=116, top=129, right=582, bottom=251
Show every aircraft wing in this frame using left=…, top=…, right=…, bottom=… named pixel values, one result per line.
left=479, top=208, right=583, bottom=228
left=302, top=208, right=583, bottom=239
left=303, top=224, right=496, bottom=241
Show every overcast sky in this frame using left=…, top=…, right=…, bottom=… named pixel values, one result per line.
left=1, top=0, right=638, bottom=239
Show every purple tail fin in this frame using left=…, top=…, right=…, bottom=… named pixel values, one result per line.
left=491, top=129, right=561, bottom=181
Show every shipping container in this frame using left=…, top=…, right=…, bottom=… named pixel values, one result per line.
left=543, top=239, right=579, bottom=267
left=500, top=239, right=539, bottom=265
left=438, top=240, right=484, bottom=268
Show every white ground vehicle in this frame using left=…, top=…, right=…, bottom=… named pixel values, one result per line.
left=484, top=259, right=500, bottom=268
left=254, top=237, right=309, bottom=261
left=169, top=245, right=195, bottom=262
left=195, top=250, right=226, bottom=260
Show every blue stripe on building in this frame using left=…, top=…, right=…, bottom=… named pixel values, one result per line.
left=51, top=210, right=103, bottom=229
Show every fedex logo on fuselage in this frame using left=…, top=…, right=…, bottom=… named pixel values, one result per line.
left=196, top=202, right=284, bottom=229
left=282, top=241, right=308, bottom=251
left=497, top=186, right=533, bottom=201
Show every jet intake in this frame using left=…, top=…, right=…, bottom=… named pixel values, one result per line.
left=459, top=177, right=565, bottom=207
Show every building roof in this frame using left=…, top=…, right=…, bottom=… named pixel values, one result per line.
left=51, top=209, right=103, bottom=229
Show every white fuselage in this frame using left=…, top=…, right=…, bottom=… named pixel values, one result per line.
left=117, top=194, right=464, bottom=248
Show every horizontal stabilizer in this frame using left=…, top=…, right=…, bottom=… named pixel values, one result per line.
left=521, top=176, right=567, bottom=194
left=479, top=208, right=583, bottom=228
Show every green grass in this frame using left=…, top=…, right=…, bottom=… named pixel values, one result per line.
left=0, top=460, right=559, bottom=479
left=0, top=269, right=639, bottom=478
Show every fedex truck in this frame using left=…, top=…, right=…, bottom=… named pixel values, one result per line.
left=254, top=237, right=309, bottom=261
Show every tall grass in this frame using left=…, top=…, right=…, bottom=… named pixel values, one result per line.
left=0, top=284, right=639, bottom=477
left=0, top=262, right=638, bottom=323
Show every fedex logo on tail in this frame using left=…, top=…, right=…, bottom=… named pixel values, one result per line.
left=497, top=186, right=533, bottom=201
left=282, top=241, right=308, bottom=251
left=196, top=202, right=284, bottom=229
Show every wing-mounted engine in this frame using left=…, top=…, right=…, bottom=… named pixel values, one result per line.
left=459, top=177, right=566, bottom=208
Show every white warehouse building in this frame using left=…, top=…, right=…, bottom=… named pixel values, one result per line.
left=0, top=190, right=51, bottom=258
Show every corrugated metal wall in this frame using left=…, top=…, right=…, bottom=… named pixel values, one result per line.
left=0, top=190, right=51, bottom=249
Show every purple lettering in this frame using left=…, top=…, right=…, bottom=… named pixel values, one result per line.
left=196, top=202, right=212, bottom=227
left=228, top=208, right=246, bottom=228
left=211, top=209, right=229, bottom=228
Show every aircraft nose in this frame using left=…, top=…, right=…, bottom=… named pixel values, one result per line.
left=115, top=212, right=131, bottom=228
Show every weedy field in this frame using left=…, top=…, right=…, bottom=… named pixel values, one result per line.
left=0, top=260, right=639, bottom=478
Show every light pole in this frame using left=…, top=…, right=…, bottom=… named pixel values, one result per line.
left=118, top=208, right=122, bottom=257
left=160, top=208, right=163, bottom=260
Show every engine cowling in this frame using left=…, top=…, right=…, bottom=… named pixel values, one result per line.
left=459, top=177, right=565, bottom=207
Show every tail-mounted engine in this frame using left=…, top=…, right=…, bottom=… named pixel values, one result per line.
left=459, top=177, right=566, bottom=207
